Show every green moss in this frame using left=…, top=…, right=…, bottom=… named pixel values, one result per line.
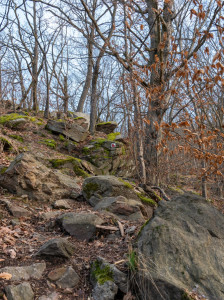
left=37, top=121, right=43, bottom=126
left=74, top=117, right=85, bottom=120
left=50, top=157, right=89, bottom=178
left=0, top=167, right=8, bottom=174
left=121, top=146, right=126, bottom=155
left=97, top=121, right=116, bottom=126
left=118, top=178, right=134, bottom=189
left=9, top=135, right=24, bottom=142
left=50, top=157, right=81, bottom=168
left=83, top=182, right=99, bottom=199
left=137, top=219, right=151, bottom=237
left=59, top=134, right=65, bottom=141
left=92, top=260, right=113, bottom=285
left=73, top=165, right=90, bottom=178
left=82, top=147, right=91, bottom=155
left=137, top=193, right=157, bottom=207
left=0, top=113, right=26, bottom=125
left=168, top=186, right=184, bottom=194
left=39, top=139, right=57, bottom=149
left=107, top=132, right=120, bottom=141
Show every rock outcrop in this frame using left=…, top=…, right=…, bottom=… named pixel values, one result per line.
left=137, top=193, right=224, bottom=300
left=95, top=121, right=118, bottom=134
left=0, top=153, right=80, bottom=201
left=46, top=119, right=88, bottom=142
left=81, top=138, right=135, bottom=178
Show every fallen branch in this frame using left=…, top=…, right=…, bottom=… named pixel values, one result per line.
left=151, top=186, right=170, bottom=201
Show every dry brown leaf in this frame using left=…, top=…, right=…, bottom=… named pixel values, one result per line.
left=0, top=272, right=12, bottom=280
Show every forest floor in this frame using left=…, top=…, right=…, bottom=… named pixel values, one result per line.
left=0, top=110, right=223, bottom=299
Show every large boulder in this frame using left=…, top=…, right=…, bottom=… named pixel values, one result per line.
left=94, top=196, right=147, bottom=222
left=73, top=112, right=90, bottom=130
left=137, top=193, right=224, bottom=300
left=82, top=176, right=139, bottom=202
left=81, top=138, right=135, bottom=178
left=95, top=121, right=118, bottom=134
left=0, top=153, right=80, bottom=201
left=46, top=119, right=88, bottom=142
left=56, top=212, right=104, bottom=241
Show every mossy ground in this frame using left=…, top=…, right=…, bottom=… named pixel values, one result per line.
left=39, top=139, right=57, bottom=149
left=9, top=134, right=24, bottom=142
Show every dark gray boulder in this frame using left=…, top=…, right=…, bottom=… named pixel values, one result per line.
left=56, top=212, right=104, bottom=241
left=5, top=282, right=34, bottom=300
left=35, top=238, right=75, bottom=258
left=46, top=120, right=88, bottom=142
left=82, top=176, right=139, bottom=202
left=137, top=193, right=224, bottom=300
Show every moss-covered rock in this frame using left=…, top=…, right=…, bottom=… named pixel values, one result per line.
left=95, top=121, right=118, bottom=134
left=50, top=157, right=90, bottom=178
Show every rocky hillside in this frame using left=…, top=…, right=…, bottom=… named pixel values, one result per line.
left=0, top=110, right=223, bottom=300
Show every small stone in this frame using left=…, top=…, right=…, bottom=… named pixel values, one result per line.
left=39, top=211, right=61, bottom=220
left=125, top=226, right=137, bottom=235
left=5, top=282, right=34, bottom=300
left=11, top=219, right=20, bottom=226
left=92, top=281, right=118, bottom=300
left=48, top=267, right=67, bottom=281
left=53, top=200, right=71, bottom=209
left=7, top=203, right=31, bottom=218
left=35, top=238, right=75, bottom=258
left=55, top=266, right=79, bottom=289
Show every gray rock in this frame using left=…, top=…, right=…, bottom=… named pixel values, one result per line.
left=0, top=263, right=46, bottom=281
left=0, top=153, right=80, bottom=201
left=56, top=212, right=104, bottom=241
left=92, top=281, right=118, bottom=300
left=39, top=211, right=61, bottom=220
left=6, top=117, right=29, bottom=129
left=73, top=112, right=90, bottom=130
left=46, top=120, right=88, bottom=142
left=55, top=266, right=79, bottom=289
left=94, top=196, right=146, bottom=222
left=95, top=121, right=118, bottom=134
left=82, top=176, right=139, bottom=202
left=5, top=282, right=34, bottom=300
left=38, top=292, right=60, bottom=300
left=137, top=193, right=224, bottom=300
left=35, top=238, right=75, bottom=258
left=7, top=203, right=31, bottom=217
left=53, top=200, right=71, bottom=209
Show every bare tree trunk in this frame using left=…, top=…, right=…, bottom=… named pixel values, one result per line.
left=32, top=0, right=39, bottom=113
left=44, top=56, right=50, bottom=118
left=63, top=75, right=68, bottom=114
left=76, top=23, right=94, bottom=112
